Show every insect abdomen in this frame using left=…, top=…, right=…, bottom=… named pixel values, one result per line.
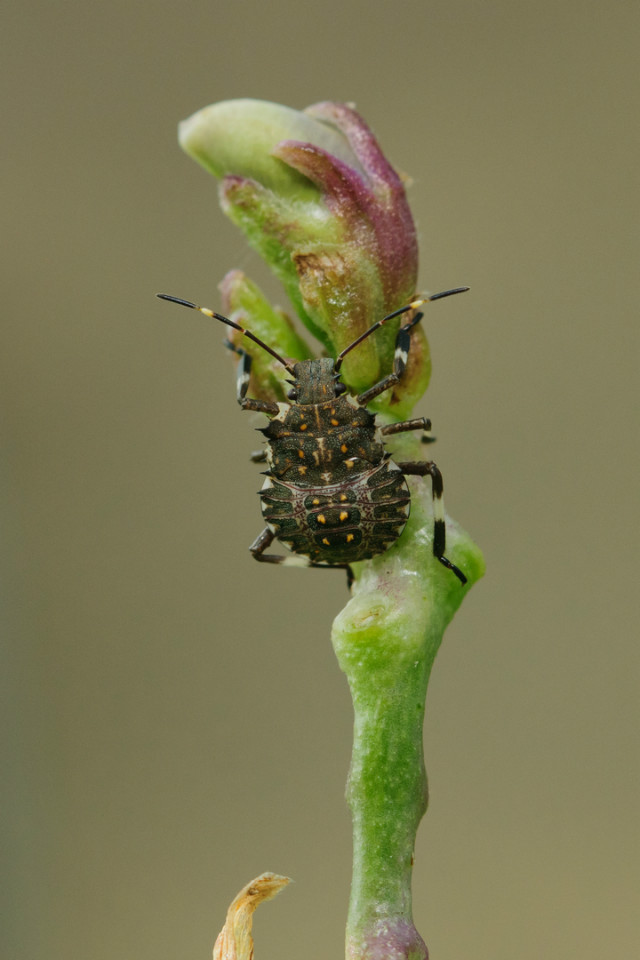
left=259, top=461, right=411, bottom=564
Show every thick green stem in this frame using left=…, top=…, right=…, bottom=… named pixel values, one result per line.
left=332, top=475, right=484, bottom=960
left=341, top=638, right=432, bottom=960
left=348, top=651, right=430, bottom=923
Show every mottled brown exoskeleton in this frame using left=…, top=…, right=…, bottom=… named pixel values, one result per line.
left=158, top=290, right=468, bottom=586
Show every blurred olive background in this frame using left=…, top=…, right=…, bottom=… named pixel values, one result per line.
left=3, top=1, right=637, bottom=958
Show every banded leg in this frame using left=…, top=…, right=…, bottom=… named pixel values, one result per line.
left=249, top=527, right=289, bottom=565
left=380, top=416, right=435, bottom=444
left=397, top=461, right=467, bottom=585
left=356, top=312, right=423, bottom=407
left=224, top=340, right=279, bottom=416
left=249, top=527, right=353, bottom=587
left=335, top=286, right=468, bottom=407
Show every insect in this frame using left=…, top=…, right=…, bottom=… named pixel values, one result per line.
left=157, top=289, right=468, bottom=585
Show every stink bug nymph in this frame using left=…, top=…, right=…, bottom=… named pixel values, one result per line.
left=157, top=290, right=468, bottom=585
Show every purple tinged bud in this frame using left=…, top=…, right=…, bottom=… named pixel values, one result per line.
left=179, top=99, right=365, bottom=199
left=178, top=99, right=426, bottom=412
left=298, top=101, right=419, bottom=305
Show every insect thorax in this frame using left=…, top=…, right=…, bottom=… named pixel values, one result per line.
left=262, top=394, right=383, bottom=484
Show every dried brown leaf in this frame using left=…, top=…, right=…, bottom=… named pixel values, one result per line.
left=213, top=873, right=291, bottom=960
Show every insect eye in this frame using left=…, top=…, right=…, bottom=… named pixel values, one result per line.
left=287, top=388, right=298, bottom=401
left=335, top=382, right=347, bottom=396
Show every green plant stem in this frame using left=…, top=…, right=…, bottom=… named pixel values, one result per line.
left=340, top=636, right=432, bottom=960
left=332, top=474, right=484, bottom=960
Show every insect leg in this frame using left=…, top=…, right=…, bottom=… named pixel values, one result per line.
left=249, top=527, right=292, bottom=564
left=249, top=528, right=353, bottom=587
left=380, top=416, right=435, bottom=443
left=224, top=340, right=280, bottom=416
left=356, top=312, right=423, bottom=406
left=249, top=528, right=318, bottom=567
left=249, top=450, right=268, bottom=463
left=396, top=460, right=467, bottom=585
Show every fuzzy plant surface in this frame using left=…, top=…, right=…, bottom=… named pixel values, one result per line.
left=172, top=98, right=484, bottom=960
